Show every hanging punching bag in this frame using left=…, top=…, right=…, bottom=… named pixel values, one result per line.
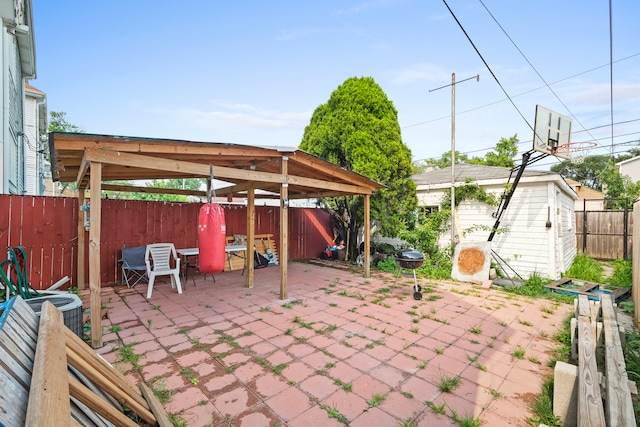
left=198, top=203, right=226, bottom=274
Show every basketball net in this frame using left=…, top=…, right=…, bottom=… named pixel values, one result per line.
left=553, top=142, right=597, bottom=164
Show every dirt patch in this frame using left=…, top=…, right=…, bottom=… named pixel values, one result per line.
left=617, top=306, right=638, bottom=332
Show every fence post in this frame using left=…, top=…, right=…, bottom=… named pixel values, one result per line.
left=582, top=201, right=587, bottom=254
left=634, top=200, right=639, bottom=329
left=623, top=197, right=629, bottom=260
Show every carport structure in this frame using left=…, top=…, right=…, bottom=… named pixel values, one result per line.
left=48, top=132, right=385, bottom=348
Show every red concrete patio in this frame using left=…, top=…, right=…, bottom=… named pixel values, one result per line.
left=91, top=262, right=572, bottom=426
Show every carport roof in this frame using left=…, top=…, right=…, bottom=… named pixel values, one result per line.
left=48, top=132, right=385, bottom=199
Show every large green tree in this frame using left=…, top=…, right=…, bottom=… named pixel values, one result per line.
left=469, top=134, right=519, bottom=167
left=426, top=134, right=519, bottom=169
left=299, top=77, right=417, bottom=259
left=422, top=150, right=470, bottom=169
left=48, top=111, right=84, bottom=133
left=551, top=147, right=640, bottom=191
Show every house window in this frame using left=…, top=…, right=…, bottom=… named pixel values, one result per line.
left=419, top=206, right=439, bottom=218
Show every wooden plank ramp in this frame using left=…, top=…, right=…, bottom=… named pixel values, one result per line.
left=573, top=294, right=637, bottom=427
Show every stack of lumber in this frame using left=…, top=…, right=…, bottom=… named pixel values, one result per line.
left=571, top=294, right=636, bottom=426
left=224, top=234, right=277, bottom=271
left=0, top=296, right=171, bottom=427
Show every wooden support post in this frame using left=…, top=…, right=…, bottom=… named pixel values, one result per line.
left=363, top=194, right=370, bottom=278
left=77, top=190, right=86, bottom=290
left=89, top=162, right=103, bottom=348
left=246, top=186, right=255, bottom=288
left=280, top=156, right=289, bottom=300
left=25, top=302, right=71, bottom=426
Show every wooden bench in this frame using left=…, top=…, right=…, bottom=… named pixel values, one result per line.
left=569, top=294, right=636, bottom=426
left=224, top=234, right=278, bottom=272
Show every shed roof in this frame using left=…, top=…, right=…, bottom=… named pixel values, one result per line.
left=412, top=164, right=555, bottom=185
left=413, top=164, right=577, bottom=199
left=48, top=132, right=385, bottom=198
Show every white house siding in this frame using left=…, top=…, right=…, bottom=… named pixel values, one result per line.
left=558, top=188, right=578, bottom=275
left=23, top=92, right=36, bottom=193
left=1, top=33, right=25, bottom=194
left=616, top=156, right=640, bottom=182
left=483, top=182, right=556, bottom=279
left=414, top=166, right=578, bottom=280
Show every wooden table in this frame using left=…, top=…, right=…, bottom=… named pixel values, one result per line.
left=176, top=245, right=247, bottom=284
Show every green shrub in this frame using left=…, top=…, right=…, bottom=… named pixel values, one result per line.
left=564, top=254, right=603, bottom=282
left=375, top=257, right=399, bottom=273
left=416, top=252, right=451, bottom=280
left=608, top=259, right=632, bottom=288
left=502, top=271, right=548, bottom=298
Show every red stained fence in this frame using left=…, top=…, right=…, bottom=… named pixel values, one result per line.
left=0, top=195, right=333, bottom=290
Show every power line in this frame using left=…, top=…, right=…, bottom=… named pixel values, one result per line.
left=402, top=55, right=640, bottom=129
left=609, top=0, right=615, bottom=156
left=441, top=0, right=534, bottom=133
left=431, top=121, right=640, bottom=157
left=478, top=0, right=599, bottom=144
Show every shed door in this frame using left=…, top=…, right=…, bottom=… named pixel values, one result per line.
left=554, top=190, right=563, bottom=278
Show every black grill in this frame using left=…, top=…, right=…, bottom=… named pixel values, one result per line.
left=394, top=250, right=425, bottom=270
left=393, top=250, right=425, bottom=300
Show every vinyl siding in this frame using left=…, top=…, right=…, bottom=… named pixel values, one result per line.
left=418, top=178, right=575, bottom=280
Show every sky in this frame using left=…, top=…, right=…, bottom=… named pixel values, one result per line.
left=31, top=1, right=640, bottom=171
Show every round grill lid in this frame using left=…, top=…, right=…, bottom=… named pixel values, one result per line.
left=395, top=250, right=424, bottom=260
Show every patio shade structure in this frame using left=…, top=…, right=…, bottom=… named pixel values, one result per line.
left=48, top=132, right=385, bottom=348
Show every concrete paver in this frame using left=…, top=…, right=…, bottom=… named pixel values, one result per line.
left=94, top=261, right=573, bottom=426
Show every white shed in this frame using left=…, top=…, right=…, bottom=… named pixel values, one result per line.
left=413, top=164, right=578, bottom=280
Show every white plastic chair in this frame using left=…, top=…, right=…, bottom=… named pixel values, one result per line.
left=145, top=243, right=182, bottom=299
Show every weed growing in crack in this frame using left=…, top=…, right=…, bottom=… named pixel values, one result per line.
left=512, top=345, right=526, bottom=359
left=437, top=372, right=461, bottom=392
left=365, top=393, right=386, bottom=410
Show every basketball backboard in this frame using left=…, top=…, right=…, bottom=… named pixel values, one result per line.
left=533, top=105, right=572, bottom=159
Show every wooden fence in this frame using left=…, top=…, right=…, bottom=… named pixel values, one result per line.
left=576, top=208, right=634, bottom=260
left=0, top=195, right=334, bottom=290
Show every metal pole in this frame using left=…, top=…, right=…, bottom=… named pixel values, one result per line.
left=450, top=73, right=456, bottom=247
left=429, top=73, right=479, bottom=249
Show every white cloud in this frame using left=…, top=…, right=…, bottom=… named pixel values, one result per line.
left=276, top=27, right=327, bottom=41
left=153, top=103, right=311, bottom=131
left=388, top=63, right=450, bottom=84
left=567, top=83, right=640, bottom=106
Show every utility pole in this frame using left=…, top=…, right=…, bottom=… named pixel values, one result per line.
left=429, top=73, right=479, bottom=249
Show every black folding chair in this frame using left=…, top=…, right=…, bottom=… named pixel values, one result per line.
left=119, top=246, right=148, bottom=288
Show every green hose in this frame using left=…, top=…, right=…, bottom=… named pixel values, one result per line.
left=0, top=246, right=38, bottom=300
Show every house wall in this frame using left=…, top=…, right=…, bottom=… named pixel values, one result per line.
left=417, top=179, right=576, bottom=280
left=23, top=91, right=37, bottom=194
left=617, top=157, right=640, bottom=182
left=1, top=27, right=25, bottom=194
left=558, top=187, right=578, bottom=274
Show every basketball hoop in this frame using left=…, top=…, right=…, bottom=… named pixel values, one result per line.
left=552, top=141, right=597, bottom=164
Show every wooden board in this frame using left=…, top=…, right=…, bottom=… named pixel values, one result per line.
left=601, top=294, right=636, bottom=426
left=224, top=234, right=278, bottom=271
left=0, top=297, right=40, bottom=427
left=0, top=296, right=169, bottom=426
left=577, top=316, right=606, bottom=426
left=25, top=301, right=71, bottom=426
